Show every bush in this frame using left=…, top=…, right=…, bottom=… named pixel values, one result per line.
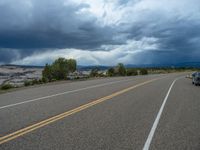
left=116, top=63, right=126, bottom=76
left=42, top=77, right=48, bottom=83
left=24, top=80, right=33, bottom=86
left=24, top=79, right=43, bottom=86
left=38, top=79, right=43, bottom=84
left=1, top=84, right=14, bottom=90
left=126, top=69, right=138, bottom=76
left=51, top=79, right=57, bottom=82
left=42, top=64, right=52, bottom=81
left=90, top=67, right=99, bottom=77
left=107, top=68, right=115, bottom=77
left=140, top=69, right=148, bottom=75
left=42, top=58, right=77, bottom=81
left=32, top=79, right=39, bottom=85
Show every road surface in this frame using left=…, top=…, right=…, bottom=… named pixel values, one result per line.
left=0, top=73, right=200, bottom=150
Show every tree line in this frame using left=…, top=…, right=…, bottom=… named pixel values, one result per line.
left=90, top=63, right=148, bottom=77
left=1, top=57, right=198, bottom=91
left=42, top=58, right=148, bottom=80
left=106, top=63, right=148, bottom=77
left=1, top=58, right=148, bottom=90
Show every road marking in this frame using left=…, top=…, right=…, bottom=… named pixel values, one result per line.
left=143, top=77, right=182, bottom=150
left=0, top=77, right=143, bottom=110
left=0, top=77, right=163, bottom=145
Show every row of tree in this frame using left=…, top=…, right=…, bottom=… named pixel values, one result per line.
left=106, top=63, right=148, bottom=77
left=42, top=58, right=148, bottom=82
left=42, top=58, right=76, bottom=82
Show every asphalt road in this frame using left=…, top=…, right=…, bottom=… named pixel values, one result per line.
left=0, top=73, right=199, bottom=150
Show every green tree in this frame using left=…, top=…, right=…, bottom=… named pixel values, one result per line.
left=51, top=58, right=68, bottom=80
left=116, top=63, right=126, bottom=76
left=1, top=84, right=14, bottom=90
left=42, top=64, right=52, bottom=81
left=67, top=59, right=77, bottom=73
left=42, top=57, right=77, bottom=82
left=126, top=68, right=138, bottom=76
left=107, top=67, right=115, bottom=76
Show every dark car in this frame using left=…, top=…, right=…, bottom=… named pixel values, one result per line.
left=193, top=72, right=200, bottom=86
left=192, top=72, right=197, bottom=84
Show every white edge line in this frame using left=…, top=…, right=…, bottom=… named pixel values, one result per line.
left=143, top=76, right=183, bottom=150
left=0, top=78, right=139, bottom=110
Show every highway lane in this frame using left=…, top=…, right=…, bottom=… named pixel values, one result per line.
left=150, top=75, right=200, bottom=150
left=0, top=76, right=140, bottom=107
left=0, top=75, right=163, bottom=136
left=0, top=76, right=166, bottom=135
left=0, top=75, right=161, bottom=108
left=1, top=72, right=198, bottom=150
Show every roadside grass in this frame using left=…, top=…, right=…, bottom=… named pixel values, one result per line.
left=0, top=76, right=91, bottom=94
left=1, top=84, right=14, bottom=90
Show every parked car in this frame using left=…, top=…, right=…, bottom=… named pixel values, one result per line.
left=193, top=72, right=200, bottom=86
left=192, top=72, right=197, bottom=84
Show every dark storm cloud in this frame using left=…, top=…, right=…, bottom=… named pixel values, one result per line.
left=0, top=0, right=118, bottom=61
left=0, top=49, right=20, bottom=63
left=0, top=24, right=115, bottom=49
left=0, top=0, right=200, bottom=65
left=119, top=3, right=200, bottom=64
left=0, top=0, right=117, bottom=49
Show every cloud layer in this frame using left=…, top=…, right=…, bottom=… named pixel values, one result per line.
left=0, top=0, right=200, bottom=65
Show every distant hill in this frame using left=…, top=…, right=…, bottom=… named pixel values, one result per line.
left=126, top=62, right=200, bottom=68
left=78, top=62, right=200, bottom=70
left=77, top=65, right=111, bottom=71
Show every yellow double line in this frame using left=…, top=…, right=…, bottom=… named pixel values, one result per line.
left=0, top=77, right=162, bottom=145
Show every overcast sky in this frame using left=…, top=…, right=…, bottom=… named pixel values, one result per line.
left=0, top=0, right=200, bottom=66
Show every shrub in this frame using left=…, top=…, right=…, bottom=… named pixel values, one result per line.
left=90, top=67, right=99, bottom=77
left=116, top=63, right=126, bottom=76
left=51, top=79, right=57, bottom=82
left=42, top=58, right=77, bottom=81
left=126, top=69, right=138, bottom=76
left=32, top=79, right=39, bottom=85
left=140, top=69, right=148, bottom=75
left=107, top=68, right=115, bottom=77
left=1, top=84, right=14, bottom=90
left=42, top=77, right=48, bottom=83
left=42, top=64, right=53, bottom=81
left=38, top=79, right=43, bottom=84
left=24, top=80, right=33, bottom=86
